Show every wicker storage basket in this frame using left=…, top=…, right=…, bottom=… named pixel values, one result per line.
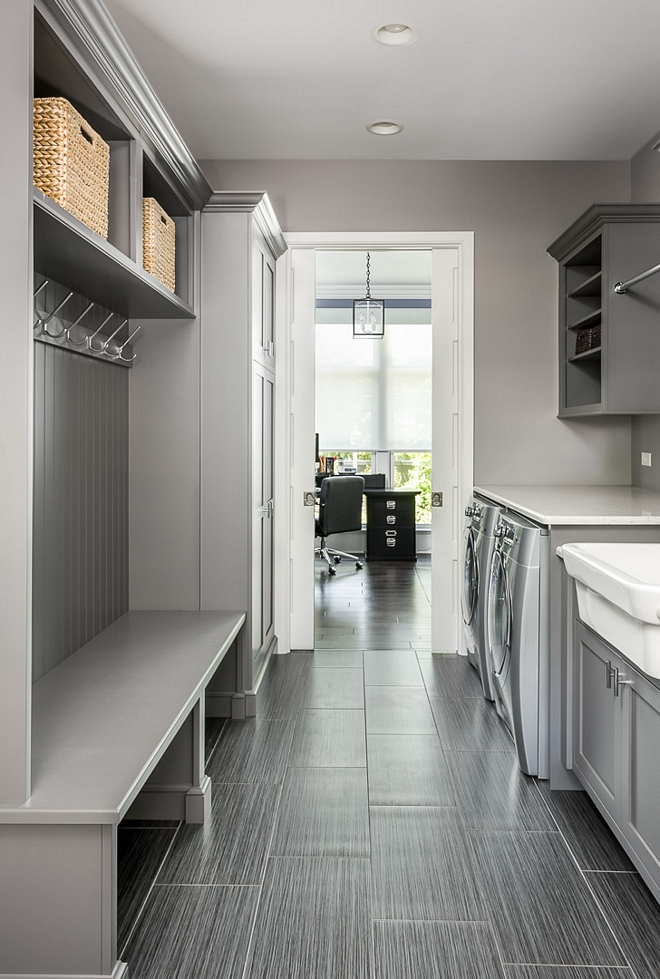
left=33, top=97, right=110, bottom=239
left=142, top=198, right=176, bottom=292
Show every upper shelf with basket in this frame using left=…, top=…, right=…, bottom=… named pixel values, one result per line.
left=33, top=6, right=202, bottom=318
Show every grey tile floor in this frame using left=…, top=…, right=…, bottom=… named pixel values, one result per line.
left=117, top=560, right=660, bottom=978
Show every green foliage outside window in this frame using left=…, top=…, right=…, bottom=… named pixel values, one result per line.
left=393, top=452, right=432, bottom=523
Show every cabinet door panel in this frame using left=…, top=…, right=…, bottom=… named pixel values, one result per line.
left=252, top=365, right=275, bottom=680
left=622, top=677, right=660, bottom=884
left=573, top=623, right=621, bottom=822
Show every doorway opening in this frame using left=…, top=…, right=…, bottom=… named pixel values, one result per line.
left=314, top=249, right=432, bottom=649
left=274, top=231, right=474, bottom=656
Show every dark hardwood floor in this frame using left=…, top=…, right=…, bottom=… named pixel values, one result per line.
left=117, top=559, right=660, bottom=979
left=315, top=555, right=431, bottom=649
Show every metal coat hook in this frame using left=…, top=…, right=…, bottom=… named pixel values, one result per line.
left=116, top=325, right=141, bottom=363
left=42, top=292, right=74, bottom=338
left=99, top=319, right=128, bottom=355
left=88, top=313, right=116, bottom=351
left=33, top=279, right=50, bottom=331
left=66, top=302, right=96, bottom=345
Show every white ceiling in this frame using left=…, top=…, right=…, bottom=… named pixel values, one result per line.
left=316, top=250, right=432, bottom=295
left=104, top=0, right=660, bottom=162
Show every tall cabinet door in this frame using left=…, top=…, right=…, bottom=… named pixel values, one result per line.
left=201, top=193, right=286, bottom=711
left=251, top=230, right=277, bottom=682
left=252, top=364, right=275, bottom=680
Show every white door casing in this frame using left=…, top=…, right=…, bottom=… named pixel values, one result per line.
left=274, top=232, right=474, bottom=654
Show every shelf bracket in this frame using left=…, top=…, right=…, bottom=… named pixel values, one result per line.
left=614, top=261, right=660, bottom=294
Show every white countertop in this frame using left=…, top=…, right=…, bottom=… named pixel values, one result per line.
left=473, top=485, right=660, bottom=526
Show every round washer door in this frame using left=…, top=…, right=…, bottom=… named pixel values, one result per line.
left=488, top=548, right=511, bottom=676
left=461, top=529, right=478, bottom=626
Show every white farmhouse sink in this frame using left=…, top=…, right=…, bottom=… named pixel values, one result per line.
left=559, top=542, right=660, bottom=678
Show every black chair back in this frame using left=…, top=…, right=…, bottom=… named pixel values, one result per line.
left=316, top=476, right=365, bottom=538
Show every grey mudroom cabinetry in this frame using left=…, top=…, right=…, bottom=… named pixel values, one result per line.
left=572, top=621, right=623, bottom=824
left=200, top=193, right=286, bottom=699
left=547, top=204, right=660, bottom=416
left=0, top=2, right=255, bottom=977
left=572, top=619, right=660, bottom=903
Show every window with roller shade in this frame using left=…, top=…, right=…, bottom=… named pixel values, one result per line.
left=315, top=319, right=431, bottom=450
left=316, top=314, right=432, bottom=522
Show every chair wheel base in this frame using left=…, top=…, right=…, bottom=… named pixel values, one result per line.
left=328, top=566, right=337, bottom=575
left=334, top=556, right=341, bottom=564
left=355, top=561, right=363, bottom=570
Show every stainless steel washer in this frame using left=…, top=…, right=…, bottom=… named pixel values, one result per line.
left=487, top=511, right=550, bottom=777
left=462, top=494, right=500, bottom=701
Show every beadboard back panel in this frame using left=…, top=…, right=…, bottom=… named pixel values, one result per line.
left=33, top=343, right=129, bottom=681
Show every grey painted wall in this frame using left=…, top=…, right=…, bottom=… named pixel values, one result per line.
left=33, top=344, right=128, bottom=681
left=201, top=159, right=632, bottom=486
left=630, top=132, right=660, bottom=490
left=128, top=318, right=202, bottom=610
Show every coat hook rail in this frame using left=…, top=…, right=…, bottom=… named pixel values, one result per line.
left=614, top=261, right=660, bottom=294
left=33, top=280, right=140, bottom=367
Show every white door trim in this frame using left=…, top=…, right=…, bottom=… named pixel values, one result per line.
left=274, top=231, right=474, bottom=654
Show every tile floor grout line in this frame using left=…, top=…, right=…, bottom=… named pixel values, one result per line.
left=237, top=683, right=300, bottom=979
left=529, top=778, right=637, bottom=973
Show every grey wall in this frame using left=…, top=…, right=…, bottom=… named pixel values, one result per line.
left=33, top=344, right=128, bottom=681
left=201, top=159, right=631, bottom=486
left=630, top=133, right=660, bottom=489
left=128, top=318, right=202, bottom=610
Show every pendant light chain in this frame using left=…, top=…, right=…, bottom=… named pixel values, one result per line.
left=365, top=252, right=371, bottom=300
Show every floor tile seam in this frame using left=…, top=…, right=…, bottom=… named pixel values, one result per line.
left=466, top=828, right=563, bottom=836
left=371, top=916, right=493, bottom=925
left=364, top=681, right=426, bottom=687
left=237, top=772, right=287, bottom=979
left=486, top=786, right=636, bottom=974
left=152, top=882, right=261, bottom=889
left=368, top=803, right=460, bottom=813
left=363, top=685, right=377, bottom=972
left=582, top=870, right=639, bottom=875
left=499, top=962, right=633, bottom=971
left=118, top=817, right=183, bottom=960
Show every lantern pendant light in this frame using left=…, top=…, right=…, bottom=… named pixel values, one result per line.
left=353, top=252, right=385, bottom=337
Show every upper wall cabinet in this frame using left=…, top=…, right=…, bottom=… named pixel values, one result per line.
left=33, top=1, right=211, bottom=318
left=548, top=204, right=660, bottom=416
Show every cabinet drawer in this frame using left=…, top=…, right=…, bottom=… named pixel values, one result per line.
left=366, top=496, right=416, bottom=525
left=366, top=526, right=416, bottom=560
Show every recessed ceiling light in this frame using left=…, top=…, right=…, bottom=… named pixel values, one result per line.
left=367, top=121, right=403, bottom=136
left=374, top=23, right=417, bottom=46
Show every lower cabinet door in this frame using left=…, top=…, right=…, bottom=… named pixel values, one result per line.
left=573, top=622, right=622, bottom=823
left=621, top=670, right=660, bottom=890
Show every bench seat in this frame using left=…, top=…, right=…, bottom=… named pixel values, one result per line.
left=0, top=609, right=246, bottom=978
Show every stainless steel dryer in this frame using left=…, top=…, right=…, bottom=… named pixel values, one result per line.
left=462, top=495, right=500, bottom=701
left=487, top=511, right=550, bottom=777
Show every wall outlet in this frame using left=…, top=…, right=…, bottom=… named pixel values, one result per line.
left=641, top=452, right=652, bottom=467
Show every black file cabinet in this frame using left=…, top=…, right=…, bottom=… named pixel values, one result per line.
left=365, top=490, right=419, bottom=560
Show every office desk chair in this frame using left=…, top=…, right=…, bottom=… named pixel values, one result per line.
left=315, top=475, right=365, bottom=575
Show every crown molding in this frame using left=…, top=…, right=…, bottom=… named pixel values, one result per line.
left=205, top=192, right=287, bottom=258
left=43, top=0, right=212, bottom=211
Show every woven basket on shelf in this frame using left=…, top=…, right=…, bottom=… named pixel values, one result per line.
left=33, top=97, right=110, bottom=239
left=142, top=198, right=176, bottom=292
